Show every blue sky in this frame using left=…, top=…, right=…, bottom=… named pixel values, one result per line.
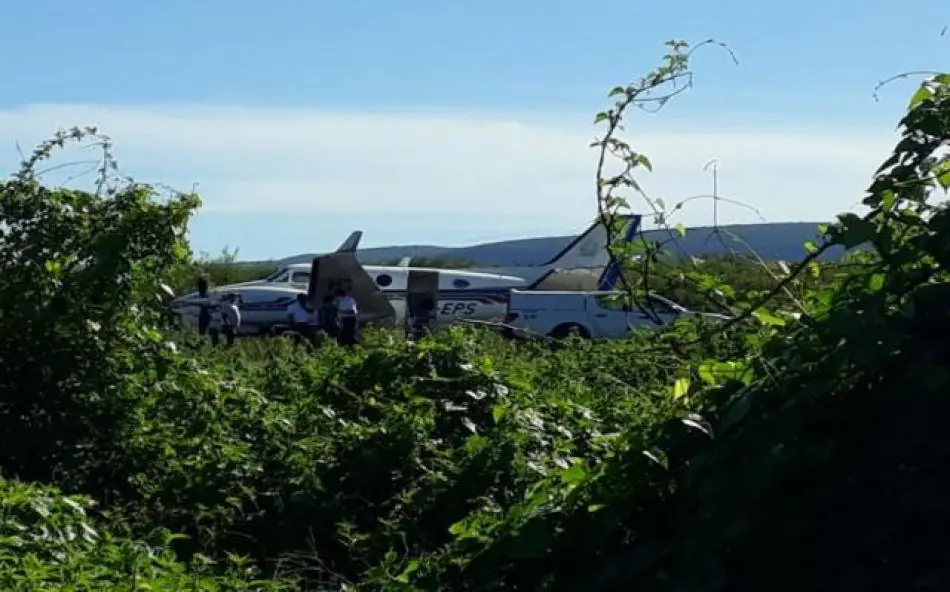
left=0, top=0, right=946, bottom=260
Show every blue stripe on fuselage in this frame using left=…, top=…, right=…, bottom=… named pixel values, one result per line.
left=233, top=289, right=509, bottom=312
left=233, top=296, right=296, bottom=311
left=381, top=288, right=510, bottom=304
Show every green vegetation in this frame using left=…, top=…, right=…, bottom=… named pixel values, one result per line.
left=1, top=42, right=948, bottom=591
left=167, top=247, right=277, bottom=296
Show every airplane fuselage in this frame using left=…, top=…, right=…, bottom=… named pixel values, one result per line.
left=173, top=264, right=528, bottom=334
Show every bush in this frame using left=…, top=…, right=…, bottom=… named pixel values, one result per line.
left=0, top=476, right=295, bottom=590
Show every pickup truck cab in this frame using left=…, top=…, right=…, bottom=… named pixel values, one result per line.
left=503, top=289, right=725, bottom=339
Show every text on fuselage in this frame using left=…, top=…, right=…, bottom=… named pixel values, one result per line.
left=438, top=302, right=478, bottom=316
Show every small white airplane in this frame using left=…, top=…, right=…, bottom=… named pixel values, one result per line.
left=170, top=231, right=527, bottom=335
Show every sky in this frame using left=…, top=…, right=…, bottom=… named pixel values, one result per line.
left=0, top=1, right=946, bottom=260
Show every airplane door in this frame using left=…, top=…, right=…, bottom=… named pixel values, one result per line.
left=405, top=270, right=440, bottom=333
left=308, top=253, right=397, bottom=327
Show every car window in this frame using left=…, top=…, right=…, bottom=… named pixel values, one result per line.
left=269, top=271, right=290, bottom=283
left=290, top=271, right=311, bottom=284
left=645, top=295, right=679, bottom=315
left=594, top=294, right=630, bottom=312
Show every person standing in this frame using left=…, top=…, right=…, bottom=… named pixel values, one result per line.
left=285, top=293, right=315, bottom=345
left=219, top=294, right=241, bottom=347
left=209, top=293, right=241, bottom=347
left=196, top=276, right=211, bottom=336
left=317, top=294, right=339, bottom=342
left=335, top=289, right=359, bottom=347
left=410, top=298, right=436, bottom=340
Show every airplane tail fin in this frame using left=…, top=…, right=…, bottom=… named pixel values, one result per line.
left=541, top=214, right=641, bottom=270
left=335, top=231, right=363, bottom=253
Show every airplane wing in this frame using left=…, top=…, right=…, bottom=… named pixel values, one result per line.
left=308, top=234, right=396, bottom=326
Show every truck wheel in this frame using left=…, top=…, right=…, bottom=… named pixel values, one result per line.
left=549, top=323, right=589, bottom=340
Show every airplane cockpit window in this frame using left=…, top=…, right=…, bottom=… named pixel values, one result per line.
left=376, top=274, right=393, bottom=287
left=267, top=270, right=290, bottom=283
left=452, top=278, right=470, bottom=289
left=290, top=271, right=311, bottom=284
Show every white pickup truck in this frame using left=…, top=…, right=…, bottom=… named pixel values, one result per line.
left=502, top=290, right=729, bottom=339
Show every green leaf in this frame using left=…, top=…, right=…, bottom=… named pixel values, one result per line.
left=933, top=160, right=950, bottom=191
left=908, top=84, right=933, bottom=110
left=867, top=273, right=885, bottom=293
left=675, top=223, right=687, bottom=237
left=671, top=377, right=691, bottom=399
left=395, top=559, right=422, bottom=583
left=803, top=241, right=818, bottom=254
left=594, top=111, right=610, bottom=124
left=636, top=153, right=653, bottom=172
left=833, top=213, right=876, bottom=249
left=698, top=361, right=752, bottom=386
left=880, top=190, right=897, bottom=210
left=753, top=309, right=786, bottom=327
left=561, top=463, right=587, bottom=485
left=491, top=405, right=506, bottom=424
left=607, top=86, right=626, bottom=98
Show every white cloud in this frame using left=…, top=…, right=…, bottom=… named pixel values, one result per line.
left=0, top=104, right=901, bottom=230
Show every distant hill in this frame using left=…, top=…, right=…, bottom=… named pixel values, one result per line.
left=261, top=222, right=842, bottom=268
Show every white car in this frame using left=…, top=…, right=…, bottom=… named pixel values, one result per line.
left=502, top=289, right=730, bottom=339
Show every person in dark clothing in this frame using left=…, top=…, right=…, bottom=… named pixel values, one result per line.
left=335, top=289, right=359, bottom=347
left=196, top=276, right=211, bottom=336
left=410, top=298, right=436, bottom=340
left=317, top=294, right=339, bottom=342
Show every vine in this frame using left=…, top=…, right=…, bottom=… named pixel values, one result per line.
left=591, top=39, right=737, bottom=323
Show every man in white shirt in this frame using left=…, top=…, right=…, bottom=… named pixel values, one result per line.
left=285, top=293, right=314, bottom=345
left=221, top=293, right=242, bottom=346
left=335, top=289, right=359, bottom=346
